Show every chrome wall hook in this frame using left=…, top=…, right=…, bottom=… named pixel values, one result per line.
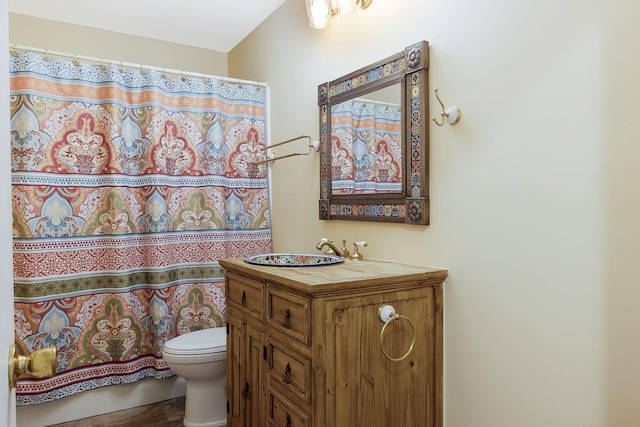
left=432, top=88, right=461, bottom=126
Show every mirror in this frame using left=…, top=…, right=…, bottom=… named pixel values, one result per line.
left=317, top=41, right=430, bottom=225
left=330, top=84, right=402, bottom=195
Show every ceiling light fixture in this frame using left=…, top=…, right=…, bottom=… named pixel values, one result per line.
left=306, top=0, right=373, bottom=30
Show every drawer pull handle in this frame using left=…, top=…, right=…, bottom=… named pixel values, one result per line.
left=281, top=363, right=291, bottom=384
left=281, top=309, right=291, bottom=328
left=241, top=290, right=246, bottom=306
left=242, top=381, right=251, bottom=399
left=284, top=415, right=292, bottom=427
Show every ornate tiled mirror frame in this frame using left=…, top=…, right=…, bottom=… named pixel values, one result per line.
left=318, top=40, right=430, bottom=225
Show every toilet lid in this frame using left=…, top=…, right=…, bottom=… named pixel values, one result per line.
left=163, top=327, right=226, bottom=355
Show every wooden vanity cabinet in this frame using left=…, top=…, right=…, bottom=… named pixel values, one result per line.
left=220, top=258, right=447, bottom=427
left=226, top=273, right=266, bottom=427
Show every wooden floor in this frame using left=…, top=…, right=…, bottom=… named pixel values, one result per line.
left=46, top=396, right=186, bottom=427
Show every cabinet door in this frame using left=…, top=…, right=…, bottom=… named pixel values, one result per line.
left=227, top=311, right=246, bottom=427
left=247, top=322, right=266, bottom=426
left=228, top=311, right=266, bottom=427
left=324, top=290, right=438, bottom=427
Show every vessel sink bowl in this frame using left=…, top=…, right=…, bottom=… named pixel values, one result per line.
left=244, top=253, right=344, bottom=267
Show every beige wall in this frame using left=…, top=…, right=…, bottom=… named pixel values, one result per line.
left=1, top=0, right=14, bottom=425
left=230, top=0, right=640, bottom=426
left=9, top=13, right=228, bottom=77
left=7, top=0, right=640, bottom=425
left=602, top=0, right=640, bottom=423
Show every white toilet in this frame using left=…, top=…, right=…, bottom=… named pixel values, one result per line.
left=162, top=326, right=227, bottom=427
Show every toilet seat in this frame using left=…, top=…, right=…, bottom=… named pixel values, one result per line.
left=163, top=326, right=226, bottom=355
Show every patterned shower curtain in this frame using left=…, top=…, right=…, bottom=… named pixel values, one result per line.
left=9, top=50, right=272, bottom=405
left=330, top=99, right=402, bottom=195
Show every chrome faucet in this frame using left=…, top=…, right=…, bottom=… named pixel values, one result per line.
left=316, top=238, right=350, bottom=258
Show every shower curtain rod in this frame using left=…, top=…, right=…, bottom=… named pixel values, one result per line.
left=353, top=97, right=400, bottom=107
left=9, top=44, right=268, bottom=87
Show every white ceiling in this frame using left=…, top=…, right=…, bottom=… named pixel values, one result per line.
left=8, top=0, right=288, bottom=53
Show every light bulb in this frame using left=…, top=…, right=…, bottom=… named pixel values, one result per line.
left=332, top=0, right=357, bottom=14
left=306, top=0, right=331, bottom=29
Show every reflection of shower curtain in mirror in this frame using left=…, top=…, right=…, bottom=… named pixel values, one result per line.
left=330, top=99, right=402, bottom=195
left=9, top=50, right=272, bottom=404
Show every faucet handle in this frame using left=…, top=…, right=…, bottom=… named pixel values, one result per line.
left=339, top=240, right=350, bottom=258
left=349, top=241, right=368, bottom=260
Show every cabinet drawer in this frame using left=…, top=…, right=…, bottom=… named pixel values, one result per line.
left=227, top=273, right=264, bottom=320
left=267, top=339, right=311, bottom=405
left=268, top=390, right=310, bottom=427
left=267, top=287, right=310, bottom=345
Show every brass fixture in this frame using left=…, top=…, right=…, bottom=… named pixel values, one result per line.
left=378, top=304, right=415, bottom=362
left=8, top=344, right=57, bottom=389
left=316, top=237, right=334, bottom=253
left=349, top=241, right=368, bottom=260
left=432, top=88, right=461, bottom=126
left=306, top=0, right=373, bottom=30
left=253, top=134, right=320, bottom=165
left=339, top=240, right=350, bottom=258
left=334, top=0, right=372, bottom=12
left=316, top=238, right=348, bottom=258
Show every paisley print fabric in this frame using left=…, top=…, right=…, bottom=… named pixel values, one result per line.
left=9, top=51, right=272, bottom=404
left=330, top=99, right=402, bottom=195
